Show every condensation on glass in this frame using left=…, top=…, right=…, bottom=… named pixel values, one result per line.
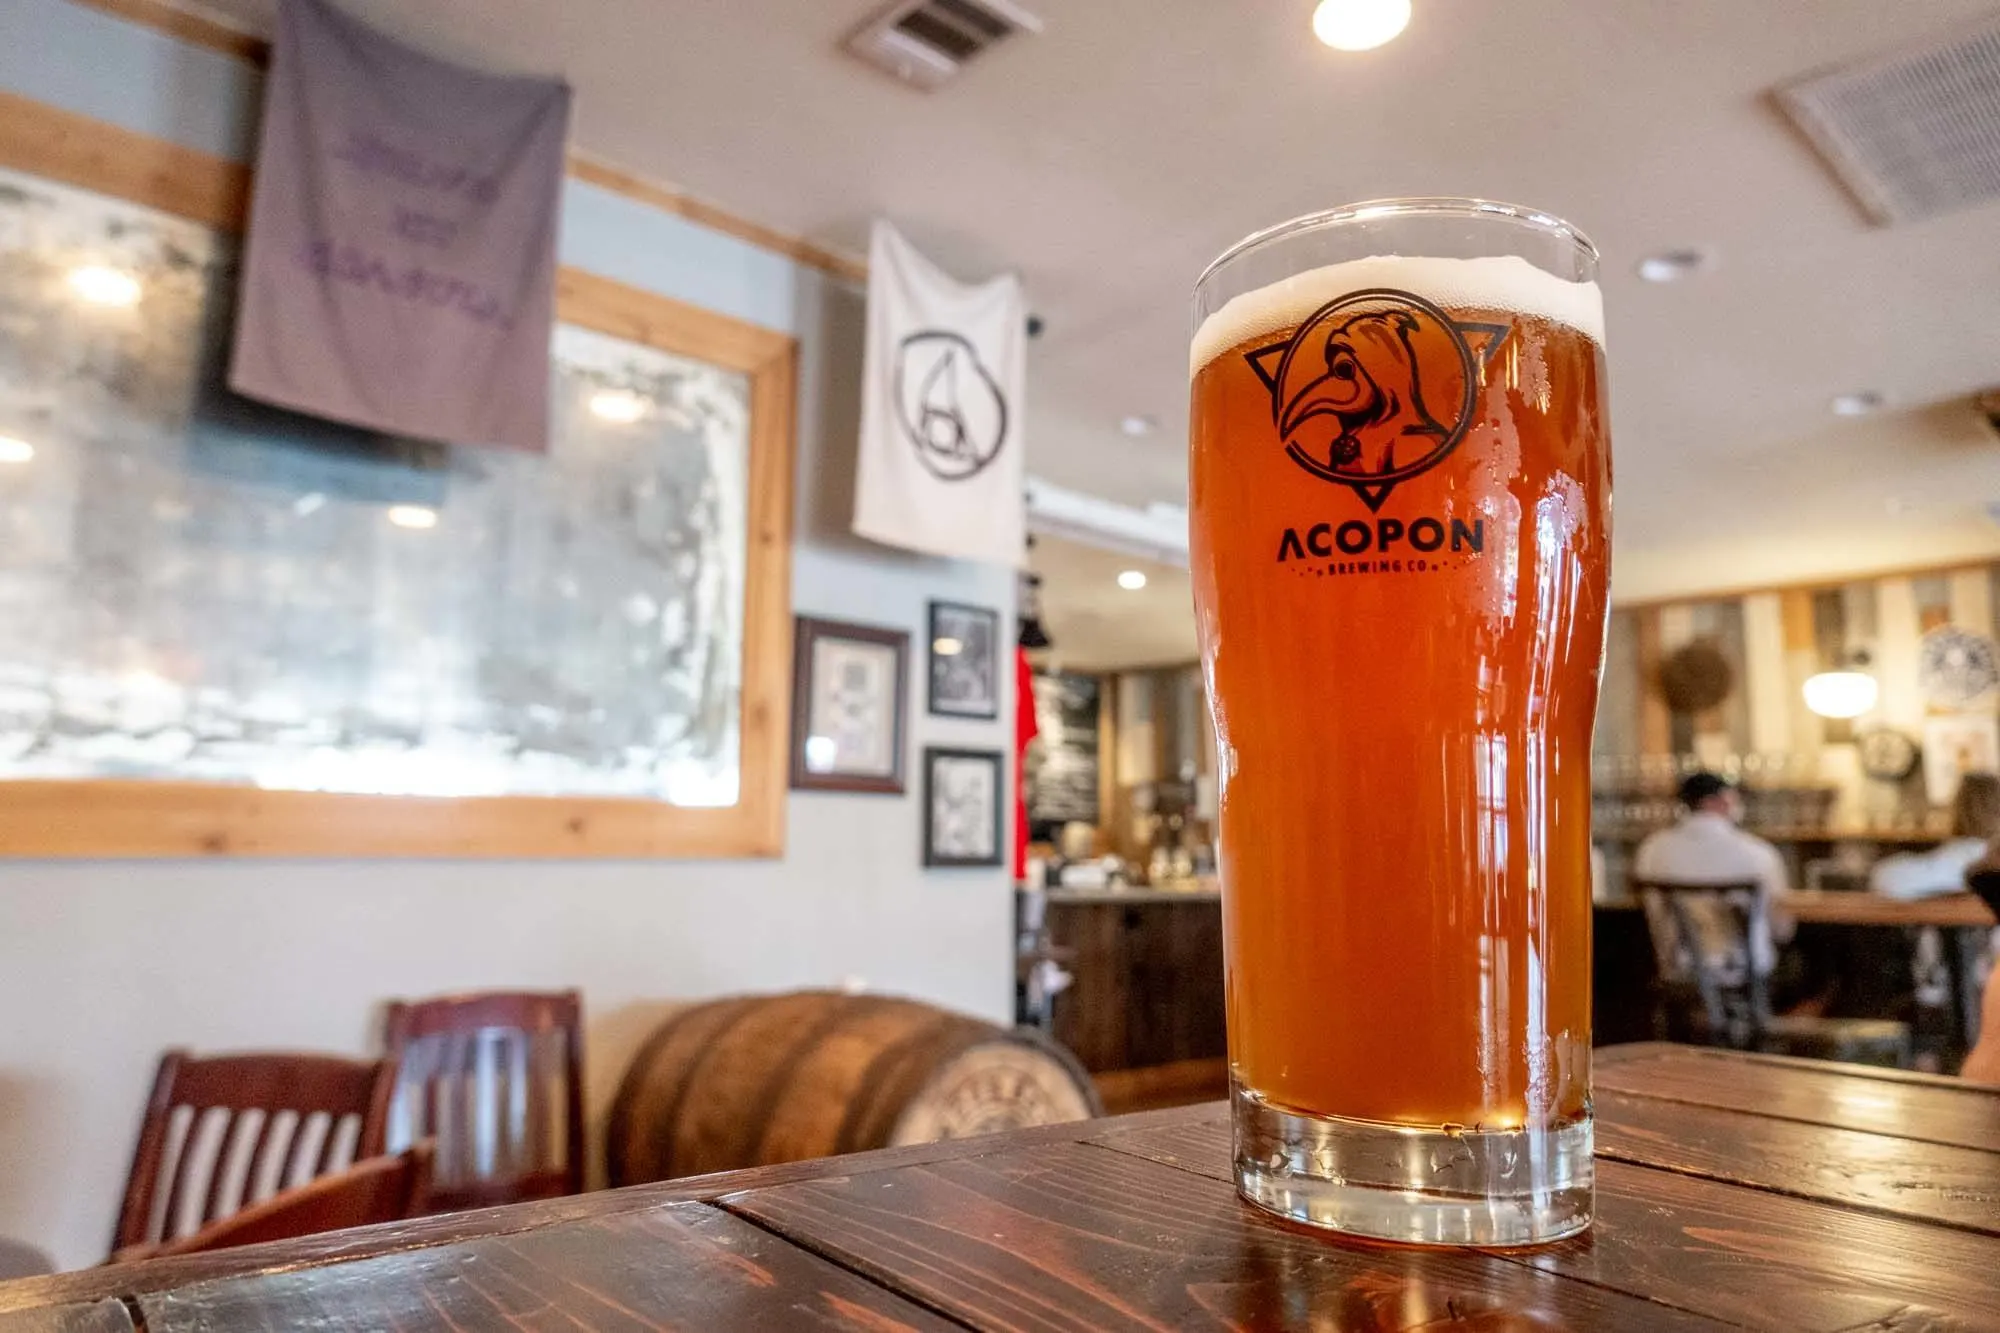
left=0, top=168, right=749, bottom=804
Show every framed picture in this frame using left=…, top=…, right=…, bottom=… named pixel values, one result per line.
left=927, top=600, right=1001, bottom=720
left=0, top=106, right=799, bottom=859
left=923, top=746, right=1004, bottom=868
left=791, top=617, right=909, bottom=794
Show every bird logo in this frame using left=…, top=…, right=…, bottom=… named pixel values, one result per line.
left=1245, top=288, right=1506, bottom=511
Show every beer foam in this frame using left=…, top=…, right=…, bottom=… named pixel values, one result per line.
left=1190, top=254, right=1604, bottom=376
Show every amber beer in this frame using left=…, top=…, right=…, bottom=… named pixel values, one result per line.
left=1189, top=201, right=1609, bottom=1245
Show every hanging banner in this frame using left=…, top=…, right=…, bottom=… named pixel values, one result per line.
left=230, top=0, right=571, bottom=452
left=854, top=221, right=1026, bottom=566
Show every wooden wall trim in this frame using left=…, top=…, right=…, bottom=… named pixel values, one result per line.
left=0, top=89, right=249, bottom=229
left=64, top=0, right=868, bottom=284
left=1615, top=556, right=2000, bottom=612
left=0, top=95, right=797, bottom=858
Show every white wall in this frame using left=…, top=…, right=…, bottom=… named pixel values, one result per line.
left=0, top=0, right=1015, bottom=1270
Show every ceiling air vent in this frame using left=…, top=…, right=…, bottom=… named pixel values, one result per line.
left=1776, top=14, right=2000, bottom=226
left=844, top=0, right=1043, bottom=91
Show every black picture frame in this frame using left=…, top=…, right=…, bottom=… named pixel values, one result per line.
left=922, top=746, right=1005, bottom=868
left=789, top=616, right=909, bottom=794
left=926, top=600, right=1001, bottom=720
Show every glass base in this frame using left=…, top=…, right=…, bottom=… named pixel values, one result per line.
left=1233, top=1080, right=1593, bottom=1247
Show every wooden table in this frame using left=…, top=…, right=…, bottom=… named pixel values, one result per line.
left=1781, top=889, right=1996, bottom=928
left=4, top=1043, right=1999, bottom=1331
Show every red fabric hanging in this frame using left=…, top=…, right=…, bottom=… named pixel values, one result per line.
left=1013, top=647, right=1039, bottom=881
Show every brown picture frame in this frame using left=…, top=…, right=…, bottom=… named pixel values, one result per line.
left=789, top=617, right=910, bottom=795
left=0, top=95, right=797, bottom=859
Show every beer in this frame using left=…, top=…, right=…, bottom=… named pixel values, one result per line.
left=1190, top=206, right=1609, bottom=1245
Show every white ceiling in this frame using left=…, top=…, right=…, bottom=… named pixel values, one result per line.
left=1027, top=534, right=1195, bottom=672
left=189, top=0, right=2000, bottom=633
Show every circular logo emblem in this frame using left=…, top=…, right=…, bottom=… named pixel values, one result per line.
left=1920, top=626, right=2000, bottom=710
left=1245, top=287, right=1488, bottom=511
left=894, top=330, right=1010, bottom=482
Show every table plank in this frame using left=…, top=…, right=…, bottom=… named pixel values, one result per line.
left=1780, top=891, right=1994, bottom=927
left=0, top=1301, right=134, bottom=1333
left=1596, top=1090, right=2000, bottom=1235
left=724, top=1139, right=1729, bottom=1330
left=130, top=1202, right=955, bottom=1333
left=0, top=1107, right=1207, bottom=1315
left=1596, top=1045, right=2000, bottom=1152
left=1093, top=1109, right=2000, bottom=1330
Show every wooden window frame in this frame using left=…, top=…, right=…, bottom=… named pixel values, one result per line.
left=0, top=93, right=795, bottom=857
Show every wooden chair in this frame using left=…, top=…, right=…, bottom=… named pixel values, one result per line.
left=383, top=990, right=584, bottom=1211
left=113, top=1050, right=395, bottom=1257
left=1635, top=879, right=1911, bottom=1067
left=128, top=1142, right=434, bottom=1261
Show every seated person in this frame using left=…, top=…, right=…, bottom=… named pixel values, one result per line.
left=1870, top=773, right=2000, bottom=899
left=1961, top=844, right=2000, bottom=1082
left=1959, top=964, right=2000, bottom=1084
left=1633, top=771, right=1795, bottom=984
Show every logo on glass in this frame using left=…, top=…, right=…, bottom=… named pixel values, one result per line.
left=1245, top=288, right=1506, bottom=512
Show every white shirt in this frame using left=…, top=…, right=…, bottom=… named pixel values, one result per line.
left=1869, top=837, right=1987, bottom=900
left=1633, top=811, right=1793, bottom=979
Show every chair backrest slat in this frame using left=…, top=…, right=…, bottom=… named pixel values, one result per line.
left=384, top=990, right=584, bottom=1210
left=1634, top=879, right=1769, bottom=1047
left=135, top=1143, right=435, bottom=1261
left=112, top=1050, right=395, bottom=1256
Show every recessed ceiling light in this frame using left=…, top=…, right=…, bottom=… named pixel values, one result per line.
left=1119, top=415, right=1157, bottom=438
left=1635, top=249, right=1712, bottom=283
left=1117, top=570, right=1148, bottom=591
left=1312, top=0, right=1411, bottom=50
left=1831, top=390, right=1885, bottom=417
left=68, top=265, right=141, bottom=306
left=589, top=389, right=648, bottom=423
left=0, top=436, right=34, bottom=464
left=386, top=505, right=438, bottom=530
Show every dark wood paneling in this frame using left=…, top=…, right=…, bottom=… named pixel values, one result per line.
left=1597, top=1044, right=2000, bottom=1151
left=725, top=1140, right=1729, bottom=1330
left=131, top=1203, right=951, bottom=1333
left=1594, top=904, right=1660, bottom=1046
left=1596, top=1090, right=2000, bottom=1234
left=0, top=1302, right=135, bottom=1333
left=1046, top=899, right=1224, bottom=1073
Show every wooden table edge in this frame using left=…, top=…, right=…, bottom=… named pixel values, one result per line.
left=0, top=1103, right=1218, bottom=1314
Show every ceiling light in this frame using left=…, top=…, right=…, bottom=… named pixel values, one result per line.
left=68, top=265, right=141, bottom=306
left=1803, top=670, right=1878, bottom=719
left=1635, top=249, right=1712, bottom=283
left=1831, top=390, right=1885, bottom=417
left=933, top=636, right=963, bottom=657
left=386, top=505, right=438, bottom=530
left=1119, top=415, right=1157, bottom=438
left=1312, top=0, right=1411, bottom=50
left=1117, top=570, right=1148, bottom=591
left=0, top=436, right=34, bottom=464
left=589, top=389, right=648, bottom=423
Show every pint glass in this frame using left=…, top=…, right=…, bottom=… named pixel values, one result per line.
left=1189, top=200, right=1610, bottom=1245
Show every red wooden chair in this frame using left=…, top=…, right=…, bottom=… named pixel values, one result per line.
left=383, top=990, right=585, bottom=1211
left=112, top=1050, right=395, bottom=1258
left=128, top=1142, right=434, bottom=1261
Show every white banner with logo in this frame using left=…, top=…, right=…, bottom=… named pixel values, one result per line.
left=853, top=221, right=1025, bottom=567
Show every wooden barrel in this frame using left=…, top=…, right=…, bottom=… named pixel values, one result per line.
left=606, top=991, right=1102, bottom=1185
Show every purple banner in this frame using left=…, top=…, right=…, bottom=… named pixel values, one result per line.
left=230, top=0, right=570, bottom=452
